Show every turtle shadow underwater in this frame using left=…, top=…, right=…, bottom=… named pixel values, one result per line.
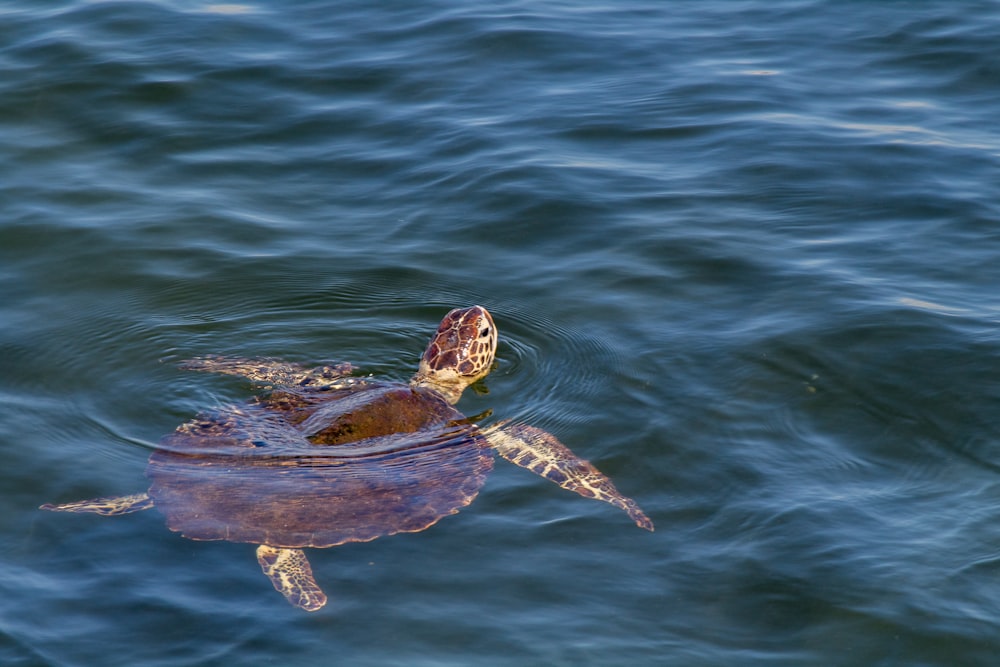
left=41, top=306, right=652, bottom=611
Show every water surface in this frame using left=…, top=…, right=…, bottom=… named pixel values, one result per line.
left=3, top=1, right=1000, bottom=665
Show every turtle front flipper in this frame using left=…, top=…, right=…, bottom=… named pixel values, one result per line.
left=40, top=492, right=153, bottom=516
left=256, top=545, right=327, bottom=612
left=180, top=355, right=354, bottom=388
left=484, top=422, right=654, bottom=531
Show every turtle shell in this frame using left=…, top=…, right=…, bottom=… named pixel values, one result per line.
left=146, top=382, right=494, bottom=549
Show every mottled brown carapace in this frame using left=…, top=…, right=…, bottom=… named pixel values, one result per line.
left=412, top=305, right=497, bottom=403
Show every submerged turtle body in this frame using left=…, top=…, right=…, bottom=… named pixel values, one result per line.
left=42, top=306, right=652, bottom=612
left=148, top=382, right=493, bottom=549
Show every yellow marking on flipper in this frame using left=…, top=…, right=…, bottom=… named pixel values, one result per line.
left=256, top=545, right=327, bottom=612
left=484, top=421, right=654, bottom=531
left=39, top=492, right=153, bottom=516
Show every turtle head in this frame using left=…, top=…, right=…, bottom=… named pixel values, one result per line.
left=411, top=305, right=497, bottom=404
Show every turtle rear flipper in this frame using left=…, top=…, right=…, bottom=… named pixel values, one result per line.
left=40, top=492, right=153, bottom=516
left=484, top=422, right=654, bottom=531
left=181, top=355, right=354, bottom=388
left=256, top=545, right=327, bottom=612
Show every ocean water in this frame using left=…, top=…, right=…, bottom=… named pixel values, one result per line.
left=3, top=1, right=1000, bottom=665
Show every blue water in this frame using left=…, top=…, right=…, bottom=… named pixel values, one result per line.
left=3, top=1, right=1000, bottom=665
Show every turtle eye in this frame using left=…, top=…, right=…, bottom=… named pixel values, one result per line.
left=480, top=327, right=491, bottom=338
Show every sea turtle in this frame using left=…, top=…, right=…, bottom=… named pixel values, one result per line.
left=41, top=306, right=652, bottom=611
